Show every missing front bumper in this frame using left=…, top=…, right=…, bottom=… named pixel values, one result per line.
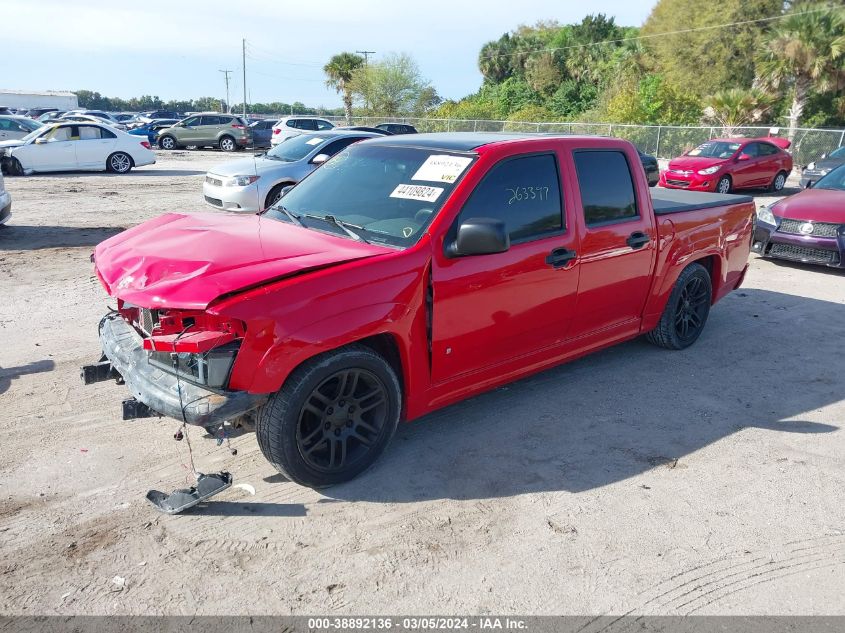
left=91, top=314, right=268, bottom=426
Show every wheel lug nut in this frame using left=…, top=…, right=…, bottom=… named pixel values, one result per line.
left=327, top=407, right=333, bottom=414
left=324, top=422, right=330, bottom=430
left=339, top=400, right=345, bottom=406
left=334, top=429, right=341, bottom=436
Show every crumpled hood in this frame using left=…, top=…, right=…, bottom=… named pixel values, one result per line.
left=94, top=212, right=393, bottom=310
left=0, top=139, right=26, bottom=150
left=772, top=189, right=845, bottom=224
left=668, top=156, right=728, bottom=172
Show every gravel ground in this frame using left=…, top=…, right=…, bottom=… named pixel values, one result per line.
left=0, top=151, right=843, bottom=616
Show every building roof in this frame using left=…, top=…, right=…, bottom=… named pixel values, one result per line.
left=0, top=89, right=77, bottom=97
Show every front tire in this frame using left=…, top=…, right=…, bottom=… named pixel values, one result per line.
left=264, top=183, right=288, bottom=210
left=219, top=135, right=236, bottom=152
left=106, top=152, right=133, bottom=174
left=716, top=175, right=732, bottom=194
left=256, top=344, right=402, bottom=488
left=646, top=263, right=712, bottom=350
left=5, top=157, right=24, bottom=176
left=158, top=135, right=177, bottom=150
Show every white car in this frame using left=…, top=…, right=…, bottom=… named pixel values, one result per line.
left=0, top=121, right=156, bottom=175
left=0, top=171, right=10, bottom=226
left=270, top=116, right=335, bottom=146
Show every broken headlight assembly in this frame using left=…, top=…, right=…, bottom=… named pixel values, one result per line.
left=119, top=302, right=246, bottom=389
left=148, top=343, right=240, bottom=389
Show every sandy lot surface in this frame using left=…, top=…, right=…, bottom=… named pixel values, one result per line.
left=0, top=151, right=843, bottom=616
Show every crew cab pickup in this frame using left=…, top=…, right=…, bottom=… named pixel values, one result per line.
left=84, top=133, right=754, bottom=488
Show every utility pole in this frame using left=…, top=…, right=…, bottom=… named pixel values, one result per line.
left=356, top=50, right=375, bottom=113
left=218, top=69, right=232, bottom=112
left=242, top=38, right=247, bottom=120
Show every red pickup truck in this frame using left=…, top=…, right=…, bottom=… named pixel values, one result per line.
left=84, top=134, right=754, bottom=488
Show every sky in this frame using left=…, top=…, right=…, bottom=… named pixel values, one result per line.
left=1, top=0, right=655, bottom=108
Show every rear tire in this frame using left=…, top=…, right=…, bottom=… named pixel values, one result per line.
left=219, top=135, right=236, bottom=152
left=158, top=135, right=177, bottom=150
left=646, top=263, right=712, bottom=350
left=770, top=171, right=787, bottom=193
left=716, top=175, right=731, bottom=194
left=256, top=344, right=402, bottom=488
left=106, top=152, right=133, bottom=174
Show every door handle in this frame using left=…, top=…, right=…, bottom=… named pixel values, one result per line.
left=545, top=247, right=577, bottom=269
left=626, top=231, right=650, bottom=249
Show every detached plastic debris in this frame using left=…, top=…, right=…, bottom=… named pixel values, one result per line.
left=145, top=472, right=232, bottom=515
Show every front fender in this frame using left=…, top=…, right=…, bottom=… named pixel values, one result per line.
left=242, top=301, right=415, bottom=395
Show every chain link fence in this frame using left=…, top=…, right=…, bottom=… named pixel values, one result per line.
left=321, top=116, right=845, bottom=166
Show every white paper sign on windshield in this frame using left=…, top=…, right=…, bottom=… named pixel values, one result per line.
left=305, top=137, right=324, bottom=145
left=412, top=155, right=472, bottom=183
left=389, top=183, right=444, bottom=203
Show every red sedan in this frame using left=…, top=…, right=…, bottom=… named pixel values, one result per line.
left=660, top=137, right=793, bottom=194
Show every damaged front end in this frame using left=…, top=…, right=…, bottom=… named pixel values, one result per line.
left=82, top=303, right=267, bottom=426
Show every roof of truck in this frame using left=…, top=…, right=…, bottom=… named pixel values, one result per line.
left=363, top=132, right=632, bottom=152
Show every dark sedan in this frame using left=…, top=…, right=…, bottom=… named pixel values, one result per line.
left=753, top=163, right=845, bottom=268
left=375, top=122, right=417, bottom=135
left=800, top=146, right=845, bottom=189
left=249, top=118, right=278, bottom=148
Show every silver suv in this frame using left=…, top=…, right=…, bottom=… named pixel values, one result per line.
left=270, top=116, right=334, bottom=146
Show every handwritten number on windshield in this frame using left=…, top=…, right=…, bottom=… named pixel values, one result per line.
left=507, top=186, right=549, bottom=204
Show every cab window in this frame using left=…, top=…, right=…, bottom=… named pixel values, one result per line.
left=458, top=153, right=563, bottom=243
left=574, top=150, right=639, bottom=226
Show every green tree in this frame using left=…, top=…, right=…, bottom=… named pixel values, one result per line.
left=350, top=53, right=430, bottom=116
left=323, top=52, right=365, bottom=124
left=702, top=88, right=776, bottom=134
left=641, top=0, right=783, bottom=97
left=604, top=74, right=701, bottom=124
left=756, top=3, right=845, bottom=137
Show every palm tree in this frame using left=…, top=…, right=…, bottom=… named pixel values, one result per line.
left=702, top=88, right=775, bottom=136
left=756, top=3, right=845, bottom=138
left=324, top=52, right=365, bottom=124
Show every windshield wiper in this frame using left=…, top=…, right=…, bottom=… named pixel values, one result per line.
left=301, top=214, right=370, bottom=243
left=276, top=205, right=304, bottom=226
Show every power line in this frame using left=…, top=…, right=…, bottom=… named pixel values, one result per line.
left=478, top=5, right=838, bottom=60
left=244, top=43, right=324, bottom=67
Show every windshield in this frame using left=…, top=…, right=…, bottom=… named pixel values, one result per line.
left=265, top=134, right=328, bottom=162
left=21, top=125, right=48, bottom=142
left=263, top=143, right=475, bottom=247
left=687, top=141, right=741, bottom=159
left=813, top=163, right=845, bottom=191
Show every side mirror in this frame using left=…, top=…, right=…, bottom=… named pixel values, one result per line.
left=446, top=218, right=510, bottom=257
left=311, top=153, right=330, bottom=165
left=806, top=181, right=814, bottom=189
left=34, top=137, right=47, bottom=144
left=280, top=185, right=294, bottom=197
left=737, top=154, right=751, bottom=161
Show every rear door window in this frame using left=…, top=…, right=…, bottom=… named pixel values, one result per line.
left=320, top=136, right=366, bottom=157
left=573, top=150, right=639, bottom=226
left=758, top=142, right=779, bottom=156
left=315, top=119, right=334, bottom=130
left=201, top=116, right=222, bottom=126
left=457, top=153, right=564, bottom=243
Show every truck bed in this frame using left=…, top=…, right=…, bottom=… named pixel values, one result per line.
left=651, top=189, right=754, bottom=215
